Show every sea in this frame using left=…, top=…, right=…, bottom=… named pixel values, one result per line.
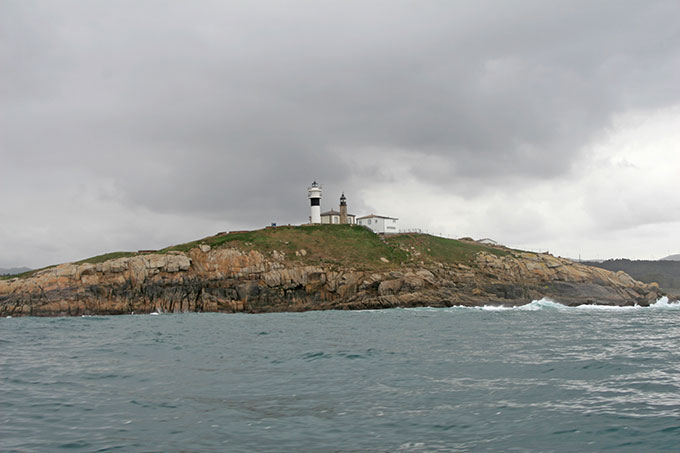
left=2, top=298, right=680, bottom=452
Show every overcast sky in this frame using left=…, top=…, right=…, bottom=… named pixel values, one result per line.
left=2, top=0, right=680, bottom=268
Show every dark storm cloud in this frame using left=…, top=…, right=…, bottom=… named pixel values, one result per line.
left=2, top=0, right=680, bottom=224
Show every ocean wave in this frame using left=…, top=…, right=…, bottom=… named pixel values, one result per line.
left=647, top=296, right=680, bottom=309
left=478, top=298, right=567, bottom=311
left=490, top=296, right=680, bottom=311
left=404, top=297, right=680, bottom=312
left=572, top=296, right=680, bottom=311
left=402, top=298, right=576, bottom=312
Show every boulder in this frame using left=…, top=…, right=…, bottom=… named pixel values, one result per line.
left=378, top=279, right=403, bottom=296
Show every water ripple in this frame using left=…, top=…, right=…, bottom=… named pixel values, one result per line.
left=1, top=309, right=679, bottom=451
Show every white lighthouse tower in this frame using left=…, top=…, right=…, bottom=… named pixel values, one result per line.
left=308, top=181, right=322, bottom=224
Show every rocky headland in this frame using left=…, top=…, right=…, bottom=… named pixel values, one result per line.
left=0, top=225, right=663, bottom=317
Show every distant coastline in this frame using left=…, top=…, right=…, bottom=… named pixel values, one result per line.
left=0, top=267, right=31, bottom=277
left=585, top=259, right=680, bottom=296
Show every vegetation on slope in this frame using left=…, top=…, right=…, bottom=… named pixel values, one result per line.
left=75, top=251, right=139, bottom=265
left=164, top=224, right=410, bottom=269
left=3, top=225, right=517, bottom=279
left=386, top=233, right=511, bottom=263
left=162, top=224, right=512, bottom=269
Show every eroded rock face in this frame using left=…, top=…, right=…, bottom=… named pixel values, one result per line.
left=0, top=248, right=663, bottom=317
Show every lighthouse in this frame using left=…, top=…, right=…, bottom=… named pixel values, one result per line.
left=339, top=193, right=348, bottom=224
left=308, top=181, right=322, bottom=224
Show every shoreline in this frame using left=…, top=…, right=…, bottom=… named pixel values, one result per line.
left=1, top=227, right=664, bottom=318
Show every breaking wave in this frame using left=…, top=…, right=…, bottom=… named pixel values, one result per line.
left=482, top=298, right=566, bottom=311
left=403, top=296, right=680, bottom=312
left=483, top=296, right=680, bottom=311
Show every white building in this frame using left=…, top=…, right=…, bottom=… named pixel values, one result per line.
left=356, top=214, right=399, bottom=234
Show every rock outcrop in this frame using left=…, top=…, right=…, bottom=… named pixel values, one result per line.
left=0, top=245, right=663, bottom=317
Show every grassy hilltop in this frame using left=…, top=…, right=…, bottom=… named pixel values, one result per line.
left=2, top=225, right=511, bottom=280
left=161, top=224, right=511, bottom=269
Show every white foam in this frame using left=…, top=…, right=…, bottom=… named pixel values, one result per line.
left=406, top=296, right=680, bottom=312
left=476, top=298, right=567, bottom=311
left=572, top=296, right=680, bottom=311
left=572, top=303, right=640, bottom=311
left=477, top=305, right=515, bottom=311
left=516, top=298, right=567, bottom=311
left=649, top=296, right=680, bottom=309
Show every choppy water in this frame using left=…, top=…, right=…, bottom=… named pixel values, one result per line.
left=2, top=299, right=680, bottom=452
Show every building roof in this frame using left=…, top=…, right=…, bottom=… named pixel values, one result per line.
left=356, top=214, right=399, bottom=220
left=321, top=210, right=355, bottom=217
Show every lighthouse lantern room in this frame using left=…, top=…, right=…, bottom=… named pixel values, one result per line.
left=308, top=181, right=323, bottom=224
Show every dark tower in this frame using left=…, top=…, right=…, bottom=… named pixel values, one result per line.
left=339, top=193, right=348, bottom=224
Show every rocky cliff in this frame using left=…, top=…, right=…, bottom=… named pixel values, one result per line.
left=0, top=227, right=663, bottom=317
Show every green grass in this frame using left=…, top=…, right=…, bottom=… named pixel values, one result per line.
left=161, top=230, right=261, bottom=254
left=2, top=225, right=517, bottom=280
left=164, top=224, right=410, bottom=269
left=386, top=233, right=511, bottom=265
left=162, top=225, right=508, bottom=268
left=75, top=251, right=139, bottom=265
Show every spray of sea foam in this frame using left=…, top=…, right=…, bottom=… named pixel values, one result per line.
left=401, top=296, right=680, bottom=312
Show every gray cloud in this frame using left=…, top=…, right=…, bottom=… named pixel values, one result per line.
left=2, top=0, right=680, bottom=266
